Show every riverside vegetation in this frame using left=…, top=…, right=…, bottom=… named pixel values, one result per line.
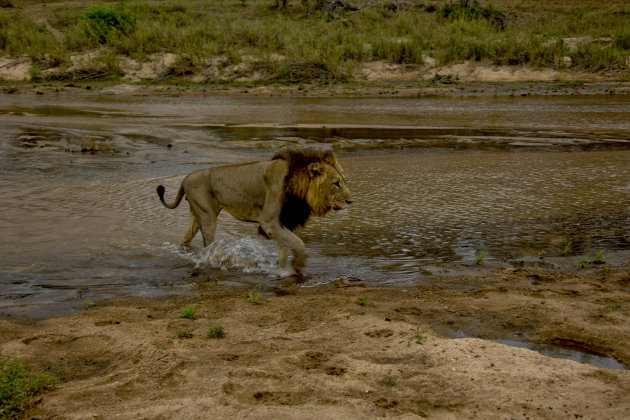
left=0, top=0, right=628, bottom=86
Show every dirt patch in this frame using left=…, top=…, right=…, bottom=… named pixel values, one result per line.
left=1, top=267, right=629, bottom=418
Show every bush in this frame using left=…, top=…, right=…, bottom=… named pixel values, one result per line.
left=614, top=33, right=630, bottom=50
left=441, top=0, right=507, bottom=30
left=80, top=4, right=137, bottom=45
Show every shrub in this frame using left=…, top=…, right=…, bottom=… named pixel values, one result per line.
left=441, top=0, right=507, bottom=30
left=615, top=33, right=630, bottom=50
left=79, top=4, right=137, bottom=46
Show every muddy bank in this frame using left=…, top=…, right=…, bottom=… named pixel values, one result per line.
left=1, top=266, right=629, bottom=418
left=3, top=78, right=630, bottom=98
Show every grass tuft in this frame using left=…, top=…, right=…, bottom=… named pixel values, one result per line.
left=475, top=249, right=486, bottom=265
left=180, top=304, right=198, bottom=320
left=207, top=325, right=225, bottom=339
left=170, top=323, right=199, bottom=340
left=248, top=287, right=264, bottom=305
left=0, top=351, right=59, bottom=419
left=577, top=254, right=591, bottom=269
left=381, top=376, right=397, bottom=386
left=561, top=241, right=573, bottom=256
left=412, top=329, right=424, bottom=344
left=358, top=296, right=372, bottom=306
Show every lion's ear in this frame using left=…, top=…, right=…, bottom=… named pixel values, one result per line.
left=307, top=162, right=326, bottom=179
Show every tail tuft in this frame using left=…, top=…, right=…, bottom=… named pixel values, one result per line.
left=156, top=185, right=165, bottom=198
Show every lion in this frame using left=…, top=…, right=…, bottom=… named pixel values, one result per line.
left=156, top=148, right=352, bottom=274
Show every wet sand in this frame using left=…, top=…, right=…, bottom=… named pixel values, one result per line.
left=2, top=265, right=629, bottom=418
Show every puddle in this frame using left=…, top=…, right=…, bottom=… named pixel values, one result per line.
left=451, top=331, right=626, bottom=370
left=495, top=339, right=626, bottom=370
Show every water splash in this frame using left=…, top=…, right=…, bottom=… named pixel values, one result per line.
left=162, top=237, right=292, bottom=277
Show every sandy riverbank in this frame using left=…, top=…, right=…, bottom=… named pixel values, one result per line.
left=2, top=265, right=629, bottom=418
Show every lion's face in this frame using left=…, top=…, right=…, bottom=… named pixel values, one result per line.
left=306, top=162, right=352, bottom=216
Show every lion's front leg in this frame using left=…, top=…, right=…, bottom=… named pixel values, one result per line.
left=262, top=159, right=308, bottom=273
left=277, top=245, right=289, bottom=268
left=261, top=221, right=308, bottom=273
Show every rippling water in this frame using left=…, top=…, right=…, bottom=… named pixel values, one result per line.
left=1, top=93, right=629, bottom=317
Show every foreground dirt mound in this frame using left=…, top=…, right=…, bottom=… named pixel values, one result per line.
left=1, top=267, right=629, bottom=418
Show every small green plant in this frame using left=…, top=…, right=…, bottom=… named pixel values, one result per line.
left=603, top=301, right=621, bottom=313
left=0, top=351, right=59, bottom=419
left=170, top=324, right=199, bottom=340
left=577, top=254, right=591, bottom=269
left=412, top=329, right=424, bottom=344
left=180, top=304, right=198, bottom=320
left=475, top=249, right=486, bottom=265
left=561, top=241, right=573, bottom=256
left=593, top=251, right=607, bottom=264
left=248, top=287, right=263, bottom=305
left=76, top=287, right=87, bottom=299
left=381, top=377, right=397, bottom=387
left=358, top=296, right=372, bottom=307
left=207, top=325, right=225, bottom=339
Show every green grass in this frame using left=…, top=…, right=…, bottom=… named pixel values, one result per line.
left=381, top=376, right=397, bottom=386
left=561, top=241, right=573, bottom=256
left=0, top=351, right=59, bottom=419
left=593, top=251, right=607, bottom=264
left=170, top=323, right=199, bottom=340
left=577, top=254, right=591, bottom=269
left=412, top=329, right=424, bottom=344
left=207, top=325, right=225, bottom=339
left=180, top=304, right=198, bottom=320
left=475, top=249, right=486, bottom=265
left=603, top=300, right=621, bottom=312
left=248, top=287, right=264, bottom=305
left=358, top=296, right=372, bottom=307
left=1, top=0, right=628, bottom=83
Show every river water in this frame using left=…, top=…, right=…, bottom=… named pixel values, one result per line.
left=1, top=92, right=629, bottom=318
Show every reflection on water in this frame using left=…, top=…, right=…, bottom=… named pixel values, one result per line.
left=495, top=339, right=627, bottom=371
left=0, top=93, right=629, bottom=317
left=451, top=331, right=626, bottom=370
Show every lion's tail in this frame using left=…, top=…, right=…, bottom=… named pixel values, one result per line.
left=156, top=184, right=185, bottom=209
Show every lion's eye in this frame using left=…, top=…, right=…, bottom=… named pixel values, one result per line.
left=333, top=181, right=341, bottom=188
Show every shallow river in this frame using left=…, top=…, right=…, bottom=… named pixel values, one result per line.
left=1, top=92, right=629, bottom=318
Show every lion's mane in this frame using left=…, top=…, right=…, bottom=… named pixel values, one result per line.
left=272, top=148, right=345, bottom=231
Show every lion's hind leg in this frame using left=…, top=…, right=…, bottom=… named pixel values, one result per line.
left=180, top=211, right=199, bottom=247
left=187, top=200, right=220, bottom=248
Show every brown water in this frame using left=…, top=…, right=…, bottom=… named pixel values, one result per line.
left=1, top=93, right=629, bottom=318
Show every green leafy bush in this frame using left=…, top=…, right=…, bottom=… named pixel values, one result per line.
left=80, top=4, right=137, bottom=45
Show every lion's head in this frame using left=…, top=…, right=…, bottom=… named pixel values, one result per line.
left=272, top=148, right=352, bottom=231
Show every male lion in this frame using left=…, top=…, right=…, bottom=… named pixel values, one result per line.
left=156, top=148, right=352, bottom=273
